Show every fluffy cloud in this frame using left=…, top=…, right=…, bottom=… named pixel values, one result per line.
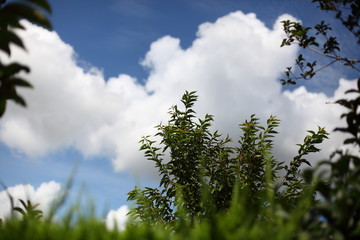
left=0, top=181, right=61, bottom=219
left=0, top=11, right=356, bottom=177
left=105, top=205, right=129, bottom=231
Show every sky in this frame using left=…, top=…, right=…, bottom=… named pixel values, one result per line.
left=0, top=0, right=359, bottom=228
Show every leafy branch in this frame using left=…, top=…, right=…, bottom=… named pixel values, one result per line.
left=280, top=17, right=359, bottom=85
left=280, top=127, right=329, bottom=205
left=0, top=0, right=52, bottom=117
left=334, top=79, right=360, bottom=145
left=127, top=91, right=327, bottom=228
left=301, top=78, right=360, bottom=239
left=312, top=0, right=360, bottom=43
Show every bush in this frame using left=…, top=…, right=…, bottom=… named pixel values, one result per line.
left=127, top=91, right=329, bottom=229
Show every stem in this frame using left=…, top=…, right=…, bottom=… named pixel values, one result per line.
left=307, top=46, right=359, bottom=64
left=313, top=59, right=338, bottom=75
left=307, top=46, right=331, bottom=57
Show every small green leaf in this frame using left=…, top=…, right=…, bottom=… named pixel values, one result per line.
left=12, top=94, right=27, bottom=107
left=13, top=207, right=26, bottom=215
left=0, top=100, right=6, bottom=117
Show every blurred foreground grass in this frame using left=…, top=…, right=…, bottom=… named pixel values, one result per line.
left=0, top=190, right=314, bottom=240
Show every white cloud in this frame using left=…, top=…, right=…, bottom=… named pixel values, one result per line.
left=105, top=205, right=129, bottom=231
left=0, top=12, right=357, bottom=178
left=0, top=181, right=61, bottom=219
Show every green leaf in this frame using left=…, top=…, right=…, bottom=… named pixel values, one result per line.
left=19, top=199, right=27, bottom=209
left=0, top=30, right=26, bottom=55
left=302, top=169, right=313, bottom=183
left=3, top=3, right=52, bottom=29
left=333, top=157, right=350, bottom=175
left=345, top=89, right=359, bottom=94
left=301, top=159, right=312, bottom=166
left=2, top=63, right=30, bottom=76
left=344, top=138, right=357, bottom=144
left=0, top=99, right=6, bottom=117
left=13, top=207, right=26, bottom=215
left=12, top=94, right=27, bottom=107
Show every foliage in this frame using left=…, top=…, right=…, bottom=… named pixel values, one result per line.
left=335, top=79, right=360, bottom=145
left=279, top=3, right=360, bottom=237
left=0, top=0, right=359, bottom=239
left=0, top=80, right=357, bottom=240
left=280, top=0, right=359, bottom=85
left=13, top=199, right=43, bottom=221
left=128, top=91, right=235, bottom=224
left=0, top=194, right=313, bottom=240
left=301, top=78, right=360, bottom=239
left=280, top=126, right=328, bottom=207
left=5, top=77, right=347, bottom=240
left=313, top=0, right=360, bottom=42
left=0, top=0, right=52, bottom=117
left=127, top=91, right=328, bottom=227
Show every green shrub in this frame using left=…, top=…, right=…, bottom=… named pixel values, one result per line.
left=127, top=91, right=329, bottom=230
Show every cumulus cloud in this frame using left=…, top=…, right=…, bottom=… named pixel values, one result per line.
left=105, top=205, right=129, bottom=231
left=0, top=181, right=61, bottom=219
left=0, top=11, right=357, bottom=177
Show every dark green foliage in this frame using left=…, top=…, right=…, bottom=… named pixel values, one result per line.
left=0, top=62, right=31, bottom=115
left=278, top=5, right=360, bottom=237
left=280, top=126, right=329, bottom=206
left=13, top=199, right=43, bottom=220
left=127, top=91, right=329, bottom=228
left=302, top=78, right=360, bottom=239
left=128, top=91, right=236, bottom=224
left=313, top=0, right=360, bottom=43
left=0, top=0, right=52, bottom=117
left=2, top=1, right=360, bottom=239
left=236, top=115, right=281, bottom=199
left=335, top=79, right=360, bottom=145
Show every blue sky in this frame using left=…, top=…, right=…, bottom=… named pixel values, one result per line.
left=50, top=0, right=358, bottom=91
left=0, top=0, right=359, bottom=227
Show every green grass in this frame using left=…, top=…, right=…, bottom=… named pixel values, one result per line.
left=0, top=189, right=315, bottom=240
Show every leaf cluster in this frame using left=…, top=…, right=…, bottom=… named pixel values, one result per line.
left=13, top=199, right=43, bottom=221
left=280, top=1, right=359, bottom=85
left=280, top=127, right=328, bottom=208
left=335, top=79, right=360, bottom=145
left=0, top=0, right=52, bottom=117
left=127, top=77, right=360, bottom=238
left=299, top=78, right=360, bottom=239
left=313, top=0, right=360, bottom=43
left=127, top=91, right=329, bottom=228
